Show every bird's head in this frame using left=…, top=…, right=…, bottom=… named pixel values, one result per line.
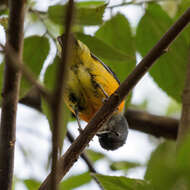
left=97, top=113, right=128, bottom=151
left=57, top=34, right=90, bottom=57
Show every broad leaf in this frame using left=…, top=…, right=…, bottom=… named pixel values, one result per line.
left=136, top=4, right=189, bottom=102
left=48, top=1, right=106, bottom=26
left=175, top=0, right=190, bottom=45
left=24, top=179, right=40, bottom=190
left=21, top=35, right=50, bottom=97
left=110, top=161, right=141, bottom=171
left=95, top=13, right=136, bottom=82
left=76, top=33, right=131, bottom=62
left=60, top=172, right=92, bottom=190
left=43, top=56, right=70, bottom=151
left=85, top=149, right=106, bottom=163
left=95, top=174, right=152, bottom=190
left=145, top=141, right=179, bottom=190
left=177, top=134, right=190, bottom=173
left=43, top=56, right=60, bottom=91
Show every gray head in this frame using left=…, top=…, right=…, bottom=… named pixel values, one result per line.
left=97, top=113, right=128, bottom=150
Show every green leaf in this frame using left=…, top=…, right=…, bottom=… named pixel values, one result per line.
left=136, top=4, right=189, bottom=102
left=24, top=179, right=40, bottom=190
left=145, top=141, right=179, bottom=190
left=0, top=9, right=8, bottom=17
left=85, top=149, right=106, bottom=163
left=48, top=1, right=106, bottom=26
left=43, top=55, right=70, bottom=151
left=95, top=174, right=152, bottom=190
left=76, top=33, right=131, bottom=62
left=43, top=55, right=60, bottom=91
left=95, top=13, right=136, bottom=82
left=110, top=161, right=141, bottom=171
left=176, top=0, right=190, bottom=18
left=0, top=62, right=4, bottom=106
left=60, top=172, right=92, bottom=190
left=20, top=35, right=50, bottom=97
left=177, top=134, right=190, bottom=172
left=175, top=0, right=190, bottom=45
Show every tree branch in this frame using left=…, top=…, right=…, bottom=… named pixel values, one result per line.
left=0, top=0, right=25, bottom=189
left=177, top=48, right=190, bottom=145
left=19, top=92, right=179, bottom=140
left=49, top=1, right=74, bottom=190
left=125, top=108, right=178, bottom=139
left=39, top=7, right=190, bottom=190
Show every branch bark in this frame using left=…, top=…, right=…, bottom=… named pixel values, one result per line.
left=0, top=0, right=25, bottom=189
left=39, top=8, right=190, bottom=190
left=49, top=1, right=74, bottom=190
left=177, top=48, right=190, bottom=145
left=125, top=108, right=178, bottom=139
left=19, top=93, right=179, bottom=140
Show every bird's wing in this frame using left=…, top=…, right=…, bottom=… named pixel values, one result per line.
left=90, top=53, right=120, bottom=84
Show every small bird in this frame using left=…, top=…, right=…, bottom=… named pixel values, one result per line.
left=57, top=34, right=128, bottom=150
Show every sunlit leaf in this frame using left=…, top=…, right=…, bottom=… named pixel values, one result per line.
left=48, top=1, right=106, bottom=26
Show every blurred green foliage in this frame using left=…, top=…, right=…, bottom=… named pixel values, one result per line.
left=21, top=35, right=50, bottom=97
left=136, top=3, right=189, bottom=102
left=109, top=161, right=141, bottom=172
left=48, top=1, right=107, bottom=26
left=0, top=0, right=190, bottom=189
left=85, top=149, right=106, bottom=163
left=95, top=173, right=153, bottom=190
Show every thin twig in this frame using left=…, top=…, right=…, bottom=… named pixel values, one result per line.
left=177, top=48, right=190, bottom=145
left=125, top=108, right=178, bottom=139
left=66, top=131, right=97, bottom=173
left=66, top=131, right=104, bottom=190
left=28, top=8, right=57, bottom=40
left=0, top=43, right=5, bottom=53
left=48, top=1, right=75, bottom=190
left=0, top=0, right=25, bottom=189
left=39, top=7, right=190, bottom=190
